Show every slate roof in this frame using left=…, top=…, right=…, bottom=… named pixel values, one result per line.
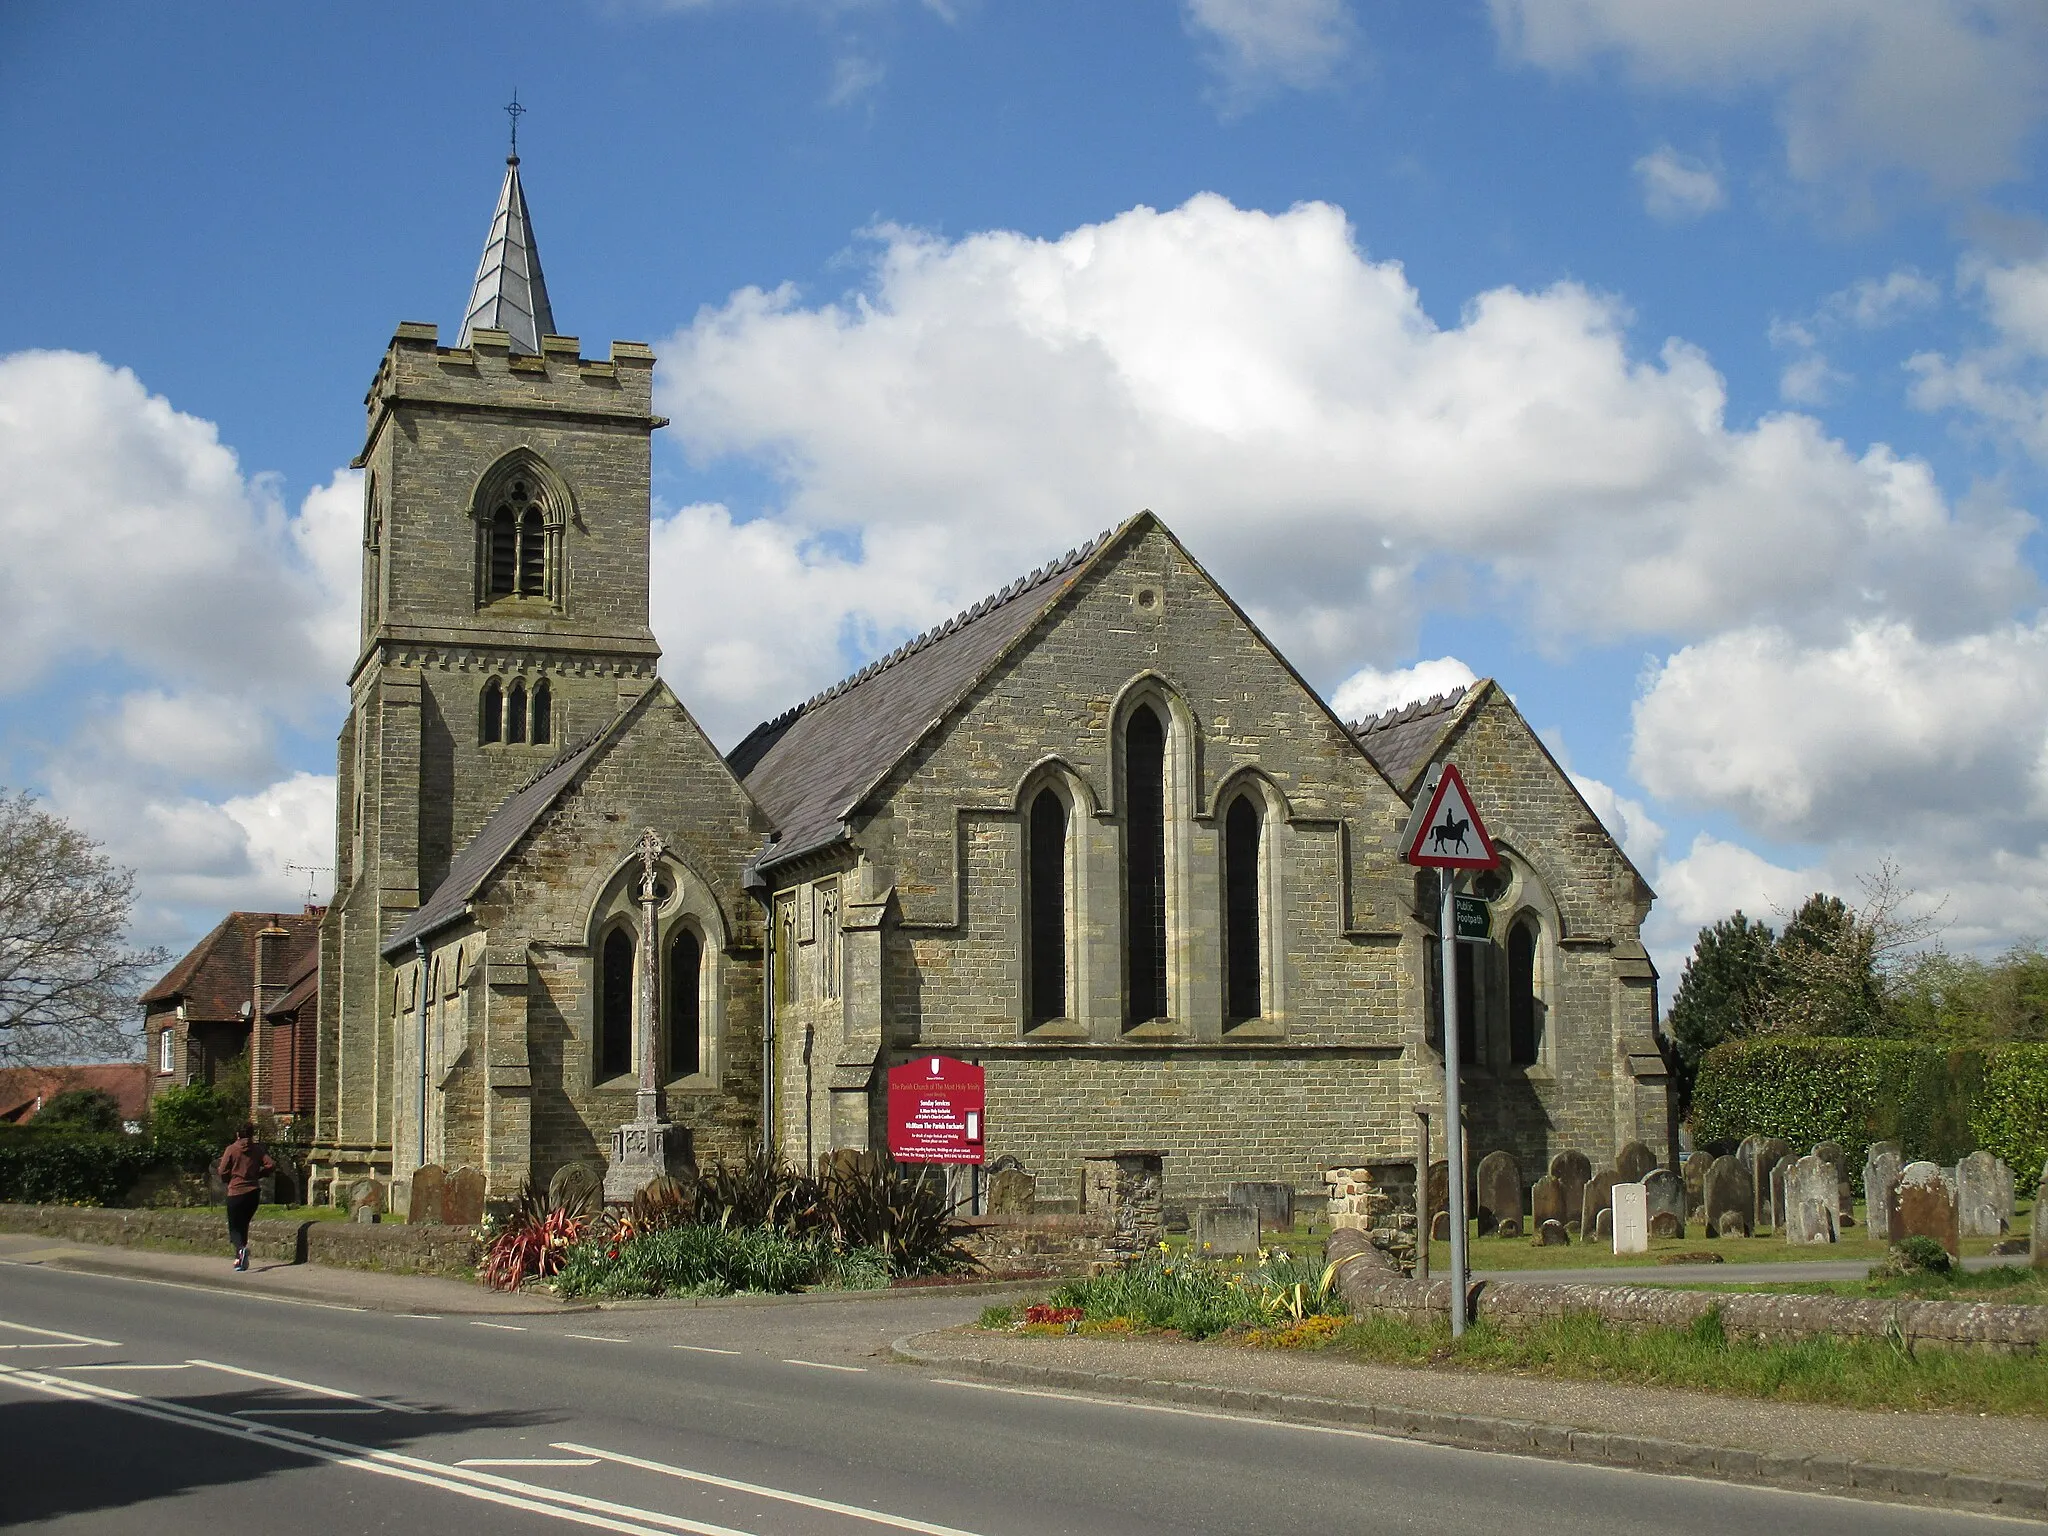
left=730, top=524, right=1123, bottom=869
left=458, top=155, right=556, bottom=356
left=141, top=911, right=322, bottom=1021
left=382, top=720, right=619, bottom=957
left=1347, top=684, right=1482, bottom=798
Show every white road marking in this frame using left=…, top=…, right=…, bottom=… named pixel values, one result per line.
left=554, top=1441, right=986, bottom=1535
left=459, top=1457, right=602, bottom=1468
left=235, top=1406, right=388, bottom=1417
left=59, top=1363, right=193, bottom=1372
left=671, top=1345, right=740, bottom=1356
left=471, top=1321, right=526, bottom=1331
left=562, top=1333, right=631, bottom=1344
left=0, top=1319, right=119, bottom=1346
left=395, top=1313, right=441, bottom=1319
left=782, top=1358, right=865, bottom=1373
left=188, top=1358, right=426, bottom=1414
left=0, top=1360, right=754, bottom=1535
left=0, top=1342, right=91, bottom=1350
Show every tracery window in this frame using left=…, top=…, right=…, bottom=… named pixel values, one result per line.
left=481, top=679, right=503, bottom=744
left=478, top=466, right=561, bottom=606
left=1123, top=703, right=1169, bottom=1027
left=817, top=883, right=842, bottom=1002
left=598, top=927, right=634, bottom=1080
left=1222, top=794, right=1263, bottom=1022
left=1508, top=918, right=1542, bottom=1065
left=1026, top=788, right=1068, bottom=1023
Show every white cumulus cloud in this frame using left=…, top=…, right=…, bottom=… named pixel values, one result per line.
left=1183, top=0, right=1358, bottom=103
left=1329, top=656, right=1478, bottom=723
left=1633, top=145, right=1726, bottom=221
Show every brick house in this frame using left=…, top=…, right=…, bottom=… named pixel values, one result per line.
left=142, top=909, right=323, bottom=1122
left=0, top=1064, right=150, bottom=1130
left=303, top=152, right=1670, bottom=1209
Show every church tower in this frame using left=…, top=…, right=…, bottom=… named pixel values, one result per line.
left=313, top=145, right=666, bottom=1193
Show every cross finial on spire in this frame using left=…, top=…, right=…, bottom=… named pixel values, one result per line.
left=505, top=89, right=526, bottom=163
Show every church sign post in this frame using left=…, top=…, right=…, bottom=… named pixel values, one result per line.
left=1400, top=762, right=1499, bottom=1338
left=887, top=1056, right=986, bottom=1165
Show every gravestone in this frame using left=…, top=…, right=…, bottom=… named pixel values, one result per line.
left=1813, top=1140, right=1853, bottom=1224
left=1430, top=1210, right=1450, bottom=1242
left=1615, top=1141, right=1657, bottom=1183
left=1580, top=1168, right=1619, bottom=1239
left=1752, top=1138, right=1791, bottom=1231
left=1530, top=1174, right=1567, bottom=1230
left=987, top=1167, right=1037, bottom=1217
left=1892, top=1161, right=1960, bottom=1257
left=1736, top=1135, right=1766, bottom=1187
left=345, top=1178, right=385, bottom=1222
left=548, top=1161, right=604, bottom=1216
left=1783, top=1155, right=1838, bottom=1244
left=406, top=1164, right=447, bottom=1225
left=1611, top=1181, right=1649, bottom=1254
left=1228, top=1181, right=1296, bottom=1233
left=1769, top=1157, right=1788, bottom=1232
left=1494, top=1216, right=1523, bottom=1239
left=443, top=1167, right=487, bottom=1229
left=1548, top=1150, right=1592, bottom=1233
left=1195, top=1203, right=1261, bottom=1257
left=1863, top=1143, right=1903, bottom=1241
left=1535, top=1218, right=1568, bottom=1246
left=1642, top=1167, right=1685, bottom=1239
left=1956, top=1151, right=2012, bottom=1239
left=2034, top=1160, right=2047, bottom=1271
left=1702, top=1155, right=1751, bottom=1239
left=1426, top=1159, right=1450, bottom=1221
left=1475, top=1151, right=1522, bottom=1236
left=1593, top=1207, right=1612, bottom=1240
left=1683, top=1152, right=1708, bottom=1216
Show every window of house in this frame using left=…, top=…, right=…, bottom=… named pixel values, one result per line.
left=506, top=680, right=527, bottom=744
left=481, top=679, right=503, bottom=744
left=668, top=927, right=702, bottom=1079
left=531, top=679, right=552, bottom=745
left=1123, top=703, right=1169, bottom=1027
left=599, top=927, right=634, bottom=1079
left=1508, top=919, right=1542, bottom=1065
left=1223, top=794, right=1263, bottom=1022
left=1026, top=788, right=1068, bottom=1022
left=158, top=1028, right=174, bottom=1075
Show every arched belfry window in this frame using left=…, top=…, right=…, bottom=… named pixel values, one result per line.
left=481, top=678, right=503, bottom=744
left=476, top=458, right=566, bottom=607
left=598, top=927, right=634, bottom=1080
left=506, top=679, right=528, bottom=744
left=1223, top=794, right=1263, bottom=1022
left=1026, top=787, right=1069, bottom=1022
left=1123, top=703, right=1169, bottom=1027
left=531, top=679, right=552, bottom=745
left=668, top=927, right=702, bottom=1079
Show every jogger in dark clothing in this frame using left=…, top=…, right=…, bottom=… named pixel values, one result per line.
left=215, top=1122, right=275, bottom=1272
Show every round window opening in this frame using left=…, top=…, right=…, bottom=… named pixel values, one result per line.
left=1135, top=587, right=1159, bottom=610
left=652, top=879, right=674, bottom=905
left=1471, top=867, right=1510, bottom=903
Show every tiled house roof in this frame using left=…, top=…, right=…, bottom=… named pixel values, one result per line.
left=729, top=524, right=1123, bottom=868
left=141, top=911, right=321, bottom=1022
left=0, top=1063, right=150, bottom=1125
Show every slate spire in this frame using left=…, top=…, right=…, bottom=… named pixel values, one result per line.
left=458, top=136, right=556, bottom=355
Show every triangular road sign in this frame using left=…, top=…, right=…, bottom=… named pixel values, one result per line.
left=1402, top=761, right=1499, bottom=870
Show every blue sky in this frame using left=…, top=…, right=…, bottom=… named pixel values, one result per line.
left=4, top=1, right=2047, bottom=983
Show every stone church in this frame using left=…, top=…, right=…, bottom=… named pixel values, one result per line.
left=305, top=153, right=1671, bottom=1210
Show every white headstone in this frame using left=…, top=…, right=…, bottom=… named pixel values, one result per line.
left=1611, top=1181, right=1650, bottom=1255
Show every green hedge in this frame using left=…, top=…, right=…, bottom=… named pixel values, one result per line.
left=1693, top=1038, right=2048, bottom=1186
left=0, top=1127, right=166, bottom=1206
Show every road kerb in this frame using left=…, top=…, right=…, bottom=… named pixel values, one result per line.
left=889, top=1336, right=2048, bottom=1522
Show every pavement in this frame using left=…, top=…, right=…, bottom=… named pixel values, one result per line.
left=2, top=1231, right=2042, bottom=1530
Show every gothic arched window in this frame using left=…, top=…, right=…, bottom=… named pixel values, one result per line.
left=1508, top=918, right=1542, bottom=1065
left=531, top=679, right=552, bottom=745
left=519, top=506, right=546, bottom=595
left=478, top=467, right=562, bottom=606
left=506, top=680, right=527, bottom=744
left=488, top=506, right=518, bottom=596
left=1026, top=787, right=1068, bottom=1022
left=1223, top=794, right=1263, bottom=1022
left=599, top=927, right=634, bottom=1080
left=1123, top=703, right=1168, bottom=1027
left=481, top=678, right=503, bottom=744
left=668, top=927, right=702, bottom=1080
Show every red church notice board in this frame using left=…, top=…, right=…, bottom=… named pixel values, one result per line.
left=887, top=1056, right=985, bottom=1165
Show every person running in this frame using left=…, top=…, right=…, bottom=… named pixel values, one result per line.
left=215, top=1122, right=275, bottom=1272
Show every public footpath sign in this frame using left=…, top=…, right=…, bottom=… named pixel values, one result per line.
left=1453, top=893, right=1491, bottom=943
left=887, top=1055, right=986, bottom=1165
left=1401, top=761, right=1497, bottom=1338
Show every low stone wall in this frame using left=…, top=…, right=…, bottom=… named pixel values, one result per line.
left=1323, top=1231, right=2047, bottom=1353
left=958, top=1213, right=1115, bottom=1276
left=0, top=1204, right=477, bottom=1278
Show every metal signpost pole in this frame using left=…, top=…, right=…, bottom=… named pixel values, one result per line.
left=1439, top=868, right=1467, bottom=1338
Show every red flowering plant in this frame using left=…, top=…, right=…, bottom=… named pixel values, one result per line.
left=480, top=1180, right=589, bottom=1290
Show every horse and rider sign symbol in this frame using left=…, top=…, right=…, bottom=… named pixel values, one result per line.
left=1401, top=762, right=1499, bottom=871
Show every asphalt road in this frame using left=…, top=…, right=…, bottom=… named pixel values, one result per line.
left=0, top=1260, right=2021, bottom=1535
